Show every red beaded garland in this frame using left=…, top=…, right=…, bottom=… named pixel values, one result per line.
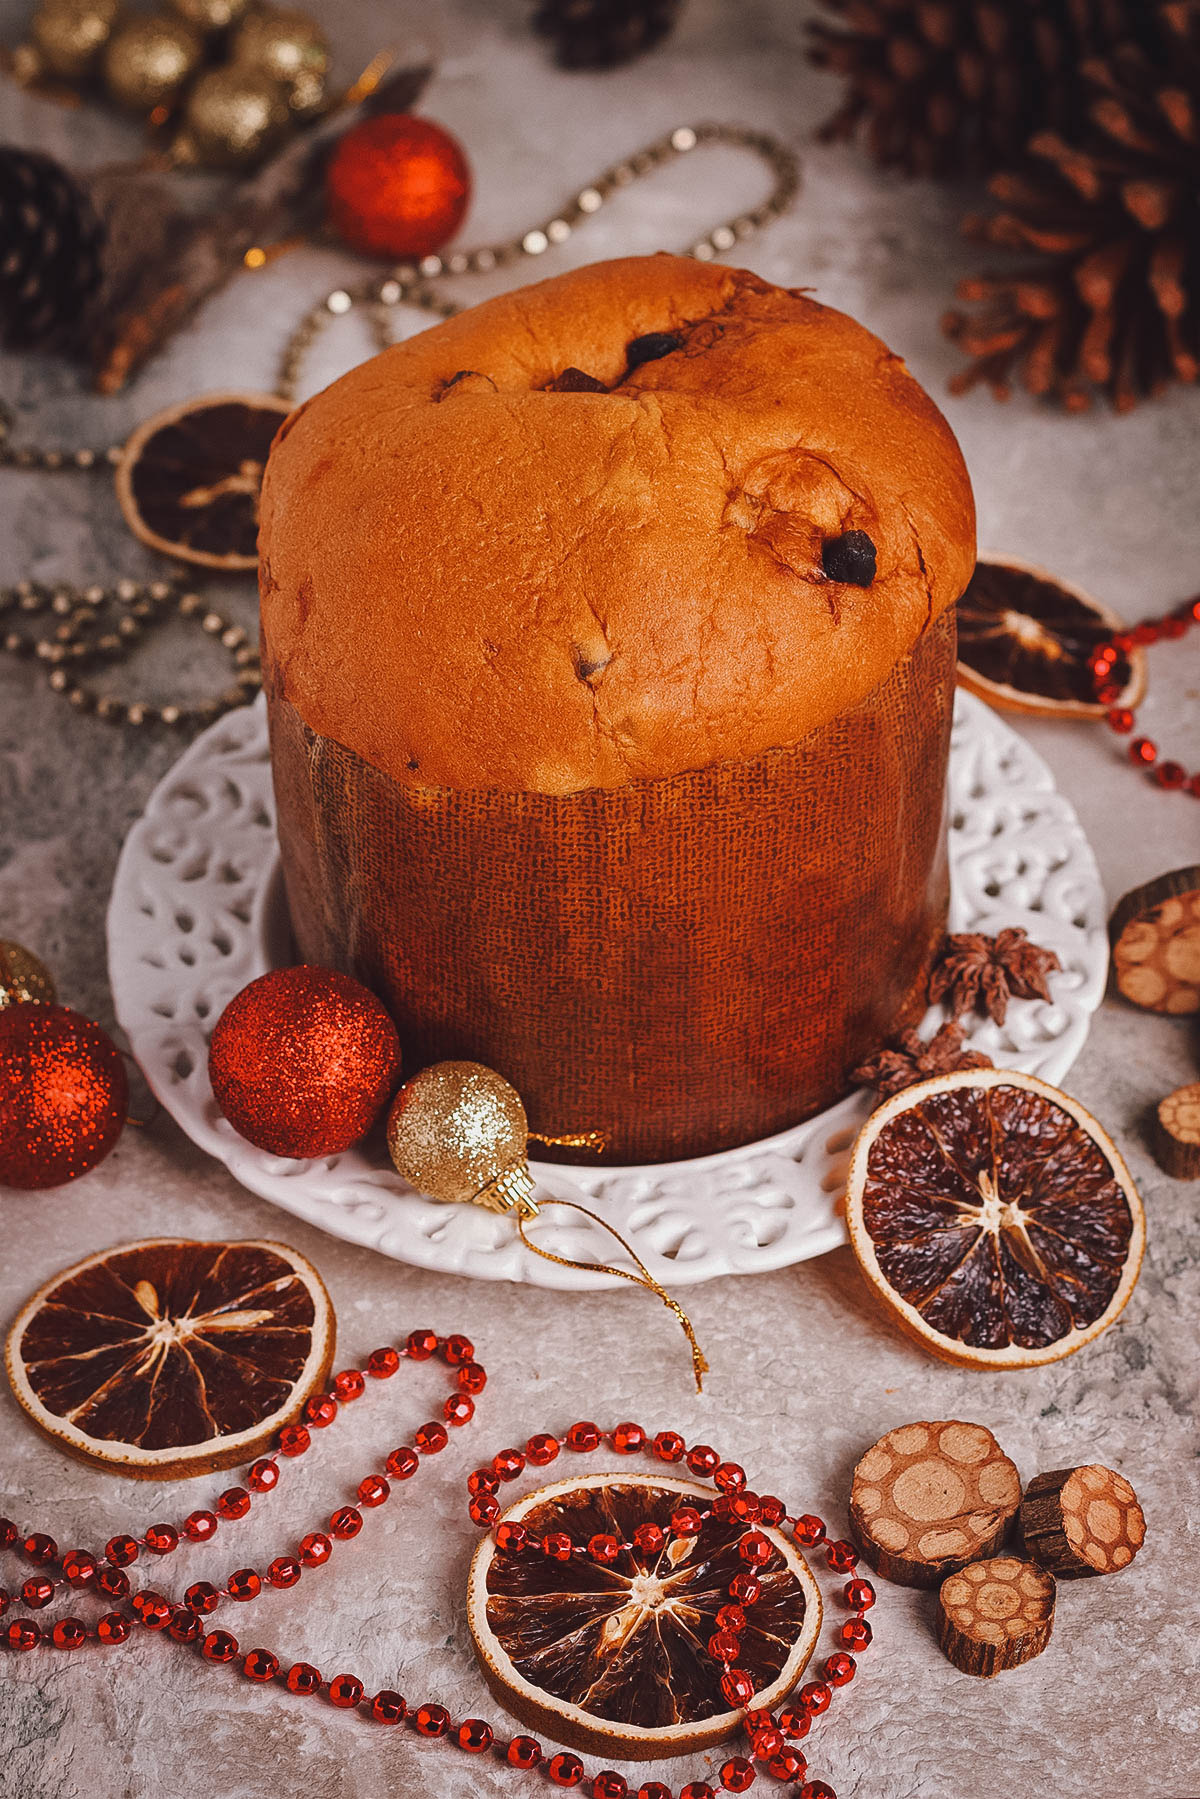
left=507, top=1736, right=543, bottom=1769
left=0, top=1339, right=857, bottom=1799
left=305, top=1394, right=338, bottom=1428
left=368, top=1346, right=401, bottom=1378
left=1092, top=598, right=1200, bottom=795
left=61, top=1550, right=96, bottom=1587
left=244, top=1648, right=280, bottom=1681
left=329, top=1672, right=365, bottom=1708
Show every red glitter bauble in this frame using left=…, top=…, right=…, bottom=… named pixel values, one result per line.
left=208, top=966, right=402, bottom=1158
left=0, top=1003, right=128, bottom=1190
left=325, top=114, right=471, bottom=259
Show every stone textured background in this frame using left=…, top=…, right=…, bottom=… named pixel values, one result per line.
left=1, top=3, right=1198, bottom=1797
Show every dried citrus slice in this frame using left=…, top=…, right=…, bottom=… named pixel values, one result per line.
left=5, top=1237, right=334, bottom=1478
left=467, top=1472, right=821, bottom=1760
left=115, top=391, right=290, bottom=570
left=845, top=1068, right=1144, bottom=1369
left=956, top=555, right=1146, bottom=718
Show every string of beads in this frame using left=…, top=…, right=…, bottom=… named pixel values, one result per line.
left=1092, top=594, right=1200, bottom=795
left=1, top=1330, right=866, bottom=1799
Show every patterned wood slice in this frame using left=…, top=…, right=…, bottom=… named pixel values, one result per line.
left=1109, top=866, right=1200, bottom=1014
left=1151, top=1083, right=1200, bottom=1179
left=937, top=1556, right=1055, bottom=1676
left=1020, top=1465, right=1146, bottom=1578
left=849, top=1421, right=1022, bottom=1588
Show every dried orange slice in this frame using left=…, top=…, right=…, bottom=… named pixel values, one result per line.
left=467, top=1471, right=821, bottom=1760
left=115, top=391, right=290, bottom=570
left=5, top=1237, right=334, bottom=1478
left=956, top=555, right=1146, bottom=718
left=845, top=1069, right=1144, bottom=1369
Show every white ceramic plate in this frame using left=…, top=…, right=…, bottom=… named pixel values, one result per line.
left=108, top=691, right=1108, bottom=1288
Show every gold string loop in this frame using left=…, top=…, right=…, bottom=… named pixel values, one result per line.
left=516, top=1198, right=709, bottom=1395
left=527, top=1129, right=608, bottom=1154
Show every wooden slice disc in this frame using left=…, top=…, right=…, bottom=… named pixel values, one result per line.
left=1020, top=1465, right=1146, bottom=1578
left=937, top=1556, right=1055, bottom=1676
left=1151, top=1083, right=1200, bottom=1180
left=1109, top=867, right=1200, bottom=1014
left=849, top=1420, right=1022, bottom=1588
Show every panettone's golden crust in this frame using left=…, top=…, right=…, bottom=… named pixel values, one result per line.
left=258, top=254, right=975, bottom=794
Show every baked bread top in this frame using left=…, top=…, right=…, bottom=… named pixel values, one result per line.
left=259, top=254, right=975, bottom=793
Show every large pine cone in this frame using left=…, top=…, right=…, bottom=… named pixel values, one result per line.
left=808, top=0, right=1179, bottom=177
left=944, top=19, right=1200, bottom=411
left=0, top=147, right=106, bottom=351
left=532, top=0, right=683, bottom=69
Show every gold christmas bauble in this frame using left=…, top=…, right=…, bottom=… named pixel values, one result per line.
left=181, top=64, right=293, bottom=167
left=286, top=62, right=325, bottom=119
left=103, top=13, right=202, bottom=113
left=31, top=0, right=122, bottom=80
left=167, top=0, right=250, bottom=34
left=231, top=7, right=328, bottom=89
left=0, top=941, right=57, bottom=1010
left=386, top=1061, right=534, bottom=1212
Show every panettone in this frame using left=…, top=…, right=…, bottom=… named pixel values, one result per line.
left=259, top=254, right=975, bottom=1164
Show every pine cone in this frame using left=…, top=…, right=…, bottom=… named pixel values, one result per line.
left=532, top=0, right=683, bottom=69
left=0, top=147, right=105, bottom=351
left=944, top=16, right=1200, bottom=410
left=808, top=0, right=1177, bottom=178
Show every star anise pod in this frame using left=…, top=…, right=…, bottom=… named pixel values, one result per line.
left=929, top=928, right=1063, bottom=1024
left=852, top=1023, right=994, bottom=1101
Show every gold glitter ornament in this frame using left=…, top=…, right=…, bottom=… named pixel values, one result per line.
left=168, top=0, right=250, bottom=35
left=31, top=0, right=122, bottom=79
left=388, top=1061, right=536, bottom=1211
left=387, top=1060, right=708, bottom=1391
left=179, top=64, right=293, bottom=167
left=231, top=7, right=328, bottom=90
left=0, top=942, right=57, bottom=1010
left=103, top=12, right=202, bottom=113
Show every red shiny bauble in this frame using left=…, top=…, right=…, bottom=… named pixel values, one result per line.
left=0, top=1002, right=128, bottom=1189
left=208, top=965, right=401, bottom=1158
left=325, top=113, right=471, bottom=259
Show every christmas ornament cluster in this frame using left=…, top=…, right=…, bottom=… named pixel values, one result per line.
left=12, top=0, right=330, bottom=168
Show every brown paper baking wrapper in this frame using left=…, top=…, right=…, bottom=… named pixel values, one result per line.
left=266, top=610, right=955, bottom=1165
